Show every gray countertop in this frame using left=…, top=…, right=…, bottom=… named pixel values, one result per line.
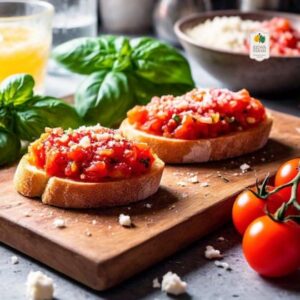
left=0, top=59, right=299, bottom=300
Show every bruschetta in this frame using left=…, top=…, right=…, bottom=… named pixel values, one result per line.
left=120, top=88, right=272, bottom=163
left=14, top=125, right=164, bottom=208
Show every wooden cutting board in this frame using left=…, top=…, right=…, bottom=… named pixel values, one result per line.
left=0, top=110, right=299, bottom=290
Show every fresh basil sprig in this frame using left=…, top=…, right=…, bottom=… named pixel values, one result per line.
left=0, top=126, right=20, bottom=166
left=0, top=74, right=82, bottom=166
left=53, top=36, right=195, bottom=127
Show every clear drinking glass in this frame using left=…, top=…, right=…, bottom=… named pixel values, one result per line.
left=45, top=0, right=97, bottom=73
left=0, top=0, right=54, bottom=92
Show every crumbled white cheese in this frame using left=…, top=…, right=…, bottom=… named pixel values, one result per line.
left=188, top=175, right=199, bottom=184
left=11, top=255, right=19, bottom=264
left=177, top=181, right=187, bottom=187
left=204, top=245, right=223, bottom=259
left=214, top=260, right=231, bottom=270
left=53, top=218, right=66, bottom=228
left=92, top=220, right=97, bottom=225
left=161, top=272, right=187, bottom=295
left=85, top=230, right=92, bottom=237
left=26, top=271, right=54, bottom=300
left=240, top=163, right=251, bottom=173
left=79, top=136, right=91, bottom=148
left=59, top=134, right=69, bottom=143
left=200, top=182, right=209, bottom=187
left=173, top=172, right=181, bottom=176
left=118, top=214, right=131, bottom=227
left=145, top=203, right=152, bottom=209
left=152, top=277, right=161, bottom=288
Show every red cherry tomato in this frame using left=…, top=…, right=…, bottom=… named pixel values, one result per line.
left=232, top=188, right=285, bottom=235
left=275, top=158, right=300, bottom=201
left=243, top=216, right=300, bottom=277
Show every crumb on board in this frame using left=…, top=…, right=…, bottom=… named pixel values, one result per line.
left=92, top=220, right=97, bottom=225
left=200, top=182, right=209, bottom=187
left=188, top=175, right=199, bottom=184
left=240, top=163, right=251, bottom=173
left=119, top=214, right=132, bottom=227
left=53, top=218, right=66, bottom=228
left=85, top=230, right=92, bottom=237
left=204, top=245, right=223, bottom=259
left=177, top=181, right=187, bottom=187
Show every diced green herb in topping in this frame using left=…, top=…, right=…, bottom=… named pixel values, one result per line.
left=172, top=114, right=181, bottom=123
left=140, top=157, right=151, bottom=168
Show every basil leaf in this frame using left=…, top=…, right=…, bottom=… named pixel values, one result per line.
left=53, top=36, right=132, bottom=75
left=128, top=74, right=194, bottom=105
left=75, top=71, right=135, bottom=127
left=0, top=74, right=34, bottom=106
left=0, top=126, right=20, bottom=166
left=13, top=96, right=82, bottom=141
left=130, top=37, right=194, bottom=86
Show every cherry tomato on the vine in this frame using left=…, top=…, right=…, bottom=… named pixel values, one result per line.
left=243, top=216, right=300, bottom=277
left=275, top=158, right=300, bottom=201
left=232, top=188, right=285, bottom=235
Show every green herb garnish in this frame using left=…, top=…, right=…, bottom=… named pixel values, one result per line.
left=172, top=114, right=181, bottom=123
left=0, top=74, right=82, bottom=166
left=53, top=36, right=195, bottom=127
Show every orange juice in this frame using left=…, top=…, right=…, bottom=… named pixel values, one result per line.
left=0, top=25, right=51, bottom=92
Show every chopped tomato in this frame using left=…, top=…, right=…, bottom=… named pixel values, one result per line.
left=28, top=125, right=155, bottom=182
left=262, top=17, right=300, bottom=56
left=127, top=88, right=266, bottom=140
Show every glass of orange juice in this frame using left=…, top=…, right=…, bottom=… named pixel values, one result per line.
left=0, top=1, right=54, bottom=93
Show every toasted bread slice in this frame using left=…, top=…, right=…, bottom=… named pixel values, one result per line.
left=14, top=154, right=164, bottom=208
left=120, top=116, right=273, bottom=164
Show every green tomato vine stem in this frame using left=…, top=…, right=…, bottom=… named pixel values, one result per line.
left=250, top=165, right=300, bottom=224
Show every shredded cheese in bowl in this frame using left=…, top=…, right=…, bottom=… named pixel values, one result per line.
left=186, top=16, right=300, bottom=56
left=187, top=16, right=260, bottom=53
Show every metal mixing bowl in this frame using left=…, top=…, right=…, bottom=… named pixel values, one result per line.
left=174, top=10, right=300, bottom=94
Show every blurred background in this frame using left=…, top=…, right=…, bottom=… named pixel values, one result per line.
left=1, top=0, right=299, bottom=96
left=46, top=0, right=300, bottom=47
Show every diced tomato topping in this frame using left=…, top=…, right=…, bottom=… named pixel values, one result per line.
left=244, top=17, right=300, bottom=56
left=127, top=88, right=267, bottom=140
left=28, top=125, right=155, bottom=182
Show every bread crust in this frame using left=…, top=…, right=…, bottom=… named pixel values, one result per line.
left=14, top=155, right=164, bottom=208
left=120, top=116, right=273, bottom=163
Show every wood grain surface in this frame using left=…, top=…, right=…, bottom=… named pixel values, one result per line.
left=0, top=110, right=299, bottom=290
